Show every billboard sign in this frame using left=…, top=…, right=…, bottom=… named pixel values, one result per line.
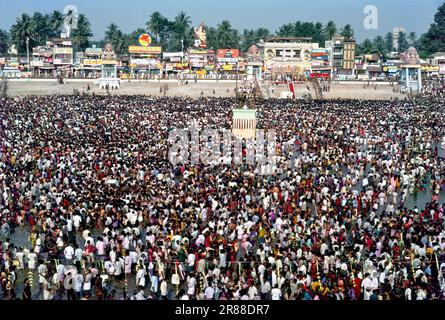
left=189, top=49, right=207, bottom=54
left=85, top=46, right=103, bottom=55
left=53, top=47, right=73, bottom=54
left=30, top=61, right=44, bottom=67
left=311, top=49, right=329, bottom=60
left=128, top=46, right=162, bottom=54
left=218, top=58, right=238, bottom=63
left=83, top=59, right=102, bottom=65
left=163, top=52, right=184, bottom=58
left=217, top=49, right=240, bottom=59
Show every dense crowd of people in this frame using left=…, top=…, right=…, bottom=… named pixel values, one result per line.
left=0, top=93, right=444, bottom=300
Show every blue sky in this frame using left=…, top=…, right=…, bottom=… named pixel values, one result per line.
left=0, top=0, right=443, bottom=41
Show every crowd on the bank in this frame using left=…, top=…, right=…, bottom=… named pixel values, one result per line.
left=0, top=93, right=445, bottom=300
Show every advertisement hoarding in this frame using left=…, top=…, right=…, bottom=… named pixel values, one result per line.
left=218, top=58, right=238, bottom=63
left=53, top=47, right=73, bottom=54
left=83, top=59, right=102, bottom=65
left=217, top=49, right=240, bottom=59
left=421, top=65, right=440, bottom=72
left=131, top=58, right=160, bottom=67
left=85, top=47, right=103, bottom=55
left=30, top=61, right=44, bottom=67
left=163, top=52, right=184, bottom=58
left=311, top=49, right=329, bottom=60
left=128, top=46, right=162, bottom=54
left=189, top=49, right=208, bottom=54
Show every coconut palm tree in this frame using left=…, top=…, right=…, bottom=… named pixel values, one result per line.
left=324, top=21, right=337, bottom=40
left=340, top=24, right=354, bottom=40
left=168, top=11, right=192, bottom=51
left=146, top=12, right=168, bottom=43
left=49, top=10, right=64, bottom=38
left=216, top=20, right=239, bottom=49
left=0, top=29, right=9, bottom=54
left=31, top=12, right=51, bottom=45
left=72, top=14, right=93, bottom=51
left=408, top=32, right=417, bottom=47
left=10, top=13, right=36, bottom=54
left=105, top=23, right=126, bottom=53
left=277, top=23, right=294, bottom=37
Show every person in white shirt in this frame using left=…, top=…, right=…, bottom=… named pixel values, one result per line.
left=187, top=253, right=196, bottom=272
left=204, top=285, right=215, bottom=300
left=34, top=237, right=41, bottom=253
left=184, top=273, right=196, bottom=296
left=416, top=287, right=427, bottom=300
left=136, top=265, right=147, bottom=288
left=35, top=262, right=48, bottom=299
left=96, top=237, right=106, bottom=256
left=74, top=245, right=83, bottom=261
left=27, top=251, right=37, bottom=270
left=43, top=276, right=53, bottom=300
left=160, top=279, right=168, bottom=299
left=74, top=272, right=84, bottom=299
left=66, top=218, right=73, bottom=233
left=248, top=283, right=258, bottom=299
left=271, top=285, right=282, bottom=300
left=405, top=286, right=412, bottom=300
left=64, top=245, right=74, bottom=260
left=135, top=289, right=146, bottom=300
left=73, top=214, right=82, bottom=231
left=15, top=248, right=25, bottom=270
left=362, top=273, right=377, bottom=300
left=260, top=279, right=271, bottom=300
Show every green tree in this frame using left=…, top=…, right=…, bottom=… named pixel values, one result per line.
left=205, top=26, right=218, bottom=50
left=240, top=29, right=254, bottom=52
left=408, top=31, right=417, bottom=47
left=340, top=24, right=354, bottom=40
left=372, top=35, right=386, bottom=56
left=384, top=32, right=394, bottom=52
left=146, top=12, right=168, bottom=43
left=49, top=10, right=64, bottom=38
left=105, top=23, right=126, bottom=53
left=168, top=11, right=192, bottom=51
left=420, top=2, right=445, bottom=54
left=241, top=27, right=271, bottom=51
left=324, top=21, right=337, bottom=40
left=0, top=29, right=9, bottom=54
left=216, top=20, right=240, bottom=49
left=276, top=23, right=294, bottom=37
left=313, top=22, right=325, bottom=45
left=254, top=28, right=271, bottom=43
left=398, top=31, right=409, bottom=52
left=360, top=39, right=373, bottom=54
left=295, top=22, right=317, bottom=38
left=10, top=13, right=36, bottom=54
left=32, top=12, right=51, bottom=45
left=72, top=14, right=93, bottom=51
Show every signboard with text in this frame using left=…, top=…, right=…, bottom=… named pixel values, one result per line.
left=217, top=49, right=240, bottom=59
left=128, top=46, right=162, bottom=54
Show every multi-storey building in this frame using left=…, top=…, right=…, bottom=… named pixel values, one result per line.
left=263, top=37, right=319, bottom=80
left=325, top=36, right=356, bottom=76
